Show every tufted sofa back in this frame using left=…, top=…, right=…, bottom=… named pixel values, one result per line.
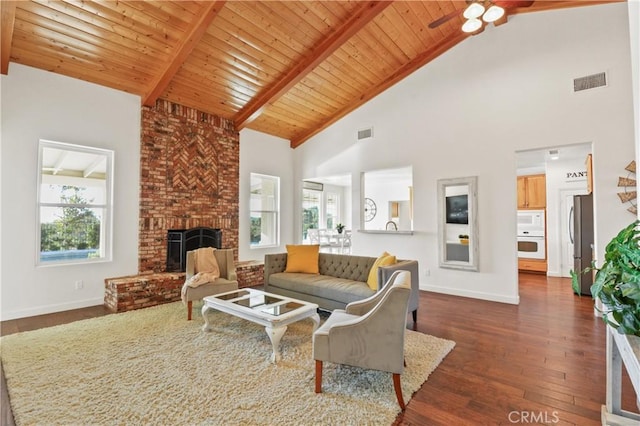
left=263, top=252, right=376, bottom=283
left=318, top=253, right=376, bottom=282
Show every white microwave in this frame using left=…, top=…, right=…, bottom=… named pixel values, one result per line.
left=517, top=210, right=545, bottom=232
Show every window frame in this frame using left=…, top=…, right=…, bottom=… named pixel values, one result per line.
left=249, top=172, right=280, bottom=249
left=36, top=139, right=114, bottom=267
left=302, top=188, right=322, bottom=242
left=324, top=190, right=341, bottom=229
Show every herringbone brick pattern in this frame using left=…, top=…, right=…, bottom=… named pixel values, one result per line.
left=169, top=128, right=218, bottom=194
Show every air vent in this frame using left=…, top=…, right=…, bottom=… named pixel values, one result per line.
left=573, top=72, right=607, bottom=92
left=357, top=127, right=373, bottom=141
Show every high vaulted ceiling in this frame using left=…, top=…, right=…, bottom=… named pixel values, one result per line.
left=1, top=1, right=622, bottom=147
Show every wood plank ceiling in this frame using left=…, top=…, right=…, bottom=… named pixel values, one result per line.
left=1, top=0, right=622, bottom=147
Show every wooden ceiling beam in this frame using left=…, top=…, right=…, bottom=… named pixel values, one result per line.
left=142, top=1, right=225, bottom=107
left=290, top=31, right=470, bottom=148
left=233, top=1, right=393, bottom=131
left=1, top=1, right=17, bottom=75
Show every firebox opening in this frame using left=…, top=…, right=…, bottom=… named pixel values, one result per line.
left=166, top=227, right=222, bottom=272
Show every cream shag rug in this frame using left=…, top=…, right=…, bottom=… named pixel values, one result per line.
left=1, top=302, right=455, bottom=426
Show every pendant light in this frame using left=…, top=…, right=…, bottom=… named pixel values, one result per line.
left=463, top=2, right=485, bottom=19
left=483, top=5, right=505, bottom=23
left=462, top=18, right=483, bottom=33
left=461, top=1, right=506, bottom=33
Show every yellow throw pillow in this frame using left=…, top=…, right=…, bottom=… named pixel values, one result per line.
left=366, top=252, right=396, bottom=290
left=285, top=244, right=320, bottom=274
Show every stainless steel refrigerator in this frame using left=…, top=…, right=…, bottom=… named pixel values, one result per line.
left=571, top=193, right=594, bottom=295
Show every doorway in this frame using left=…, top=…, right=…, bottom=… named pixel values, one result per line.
left=516, top=142, right=593, bottom=278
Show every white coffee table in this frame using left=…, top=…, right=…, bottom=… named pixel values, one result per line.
left=201, top=288, right=320, bottom=363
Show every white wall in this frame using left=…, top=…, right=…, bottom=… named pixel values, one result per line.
left=630, top=1, right=640, bottom=222
left=0, top=64, right=141, bottom=320
left=294, top=3, right=636, bottom=304
left=238, top=129, right=294, bottom=261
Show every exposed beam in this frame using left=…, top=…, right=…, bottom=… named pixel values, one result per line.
left=143, top=1, right=225, bottom=107
left=83, top=157, right=104, bottom=178
left=1, top=1, right=16, bottom=75
left=52, top=150, right=69, bottom=175
left=233, top=1, right=393, bottom=130
left=290, top=31, right=470, bottom=148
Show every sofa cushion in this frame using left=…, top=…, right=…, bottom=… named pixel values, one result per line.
left=366, top=252, right=397, bottom=290
left=285, top=244, right=320, bottom=274
left=268, top=272, right=375, bottom=305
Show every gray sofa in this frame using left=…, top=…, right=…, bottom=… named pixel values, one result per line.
left=264, top=252, right=419, bottom=323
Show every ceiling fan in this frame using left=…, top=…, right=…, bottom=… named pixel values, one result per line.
left=429, top=1, right=534, bottom=33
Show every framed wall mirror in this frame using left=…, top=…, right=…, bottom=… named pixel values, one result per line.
left=437, top=176, right=478, bottom=271
left=361, top=166, right=413, bottom=232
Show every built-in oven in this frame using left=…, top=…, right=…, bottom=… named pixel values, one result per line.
left=517, top=210, right=546, bottom=259
left=517, top=230, right=546, bottom=259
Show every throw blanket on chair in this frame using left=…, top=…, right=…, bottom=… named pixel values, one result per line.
left=181, top=247, right=221, bottom=301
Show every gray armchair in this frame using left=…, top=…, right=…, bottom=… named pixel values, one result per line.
left=313, top=270, right=412, bottom=409
left=182, top=248, right=238, bottom=320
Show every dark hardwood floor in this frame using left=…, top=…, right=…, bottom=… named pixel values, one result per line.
left=395, top=273, right=638, bottom=426
left=1, top=274, right=637, bottom=425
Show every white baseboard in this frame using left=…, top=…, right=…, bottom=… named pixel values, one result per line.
left=1, top=297, right=104, bottom=321
left=420, top=284, right=520, bottom=305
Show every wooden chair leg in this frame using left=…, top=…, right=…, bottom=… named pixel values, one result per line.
left=187, top=301, right=193, bottom=321
left=412, top=309, right=417, bottom=325
left=315, top=360, right=323, bottom=393
left=393, top=373, right=405, bottom=410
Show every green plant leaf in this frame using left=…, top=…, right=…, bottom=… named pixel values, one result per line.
left=570, top=269, right=581, bottom=295
left=620, top=282, right=640, bottom=300
left=587, top=220, right=640, bottom=336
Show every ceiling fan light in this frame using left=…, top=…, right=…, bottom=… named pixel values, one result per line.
left=463, top=2, right=485, bottom=19
left=462, top=18, right=483, bottom=33
left=483, top=5, right=505, bottom=23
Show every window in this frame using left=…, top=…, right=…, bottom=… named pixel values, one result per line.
left=250, top=173, right=279, bottom=248
left=37, top=140, right=114, bottom=265
left=302, top=189, right=321, bottom=241
left=302, top=187, right=343, bottom=243
left=325, top=192, right=339, bottom=229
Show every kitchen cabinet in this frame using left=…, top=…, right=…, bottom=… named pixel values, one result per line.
left=518, top=258, right=547, bottom=273
left=517, top=174, right=546, bottom=209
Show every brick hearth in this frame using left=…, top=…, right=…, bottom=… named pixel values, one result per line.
left=105, top=261, right=264, bottom=313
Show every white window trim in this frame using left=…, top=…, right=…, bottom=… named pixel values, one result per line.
left=36, top=139, right=114, bottom=267
left=324, top=190, right=341, bottom=229
left=249, top=173, right=280, bottom=249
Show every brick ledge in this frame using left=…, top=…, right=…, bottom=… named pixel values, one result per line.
left=104, top=261, right=265, bottom=313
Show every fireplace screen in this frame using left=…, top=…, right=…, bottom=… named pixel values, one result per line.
left=166, top=227, right=222, bottom=272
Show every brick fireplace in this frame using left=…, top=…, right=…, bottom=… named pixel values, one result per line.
left=104, top=100, right=263, bottom=313
left=139, top=99, right=239, bottom=273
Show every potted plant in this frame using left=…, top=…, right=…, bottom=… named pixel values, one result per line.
left=458, top=234, right=469, bottom=245
left=571, top=220, right=640, bottom=336
left=336, top=223, right=345, bottom=234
